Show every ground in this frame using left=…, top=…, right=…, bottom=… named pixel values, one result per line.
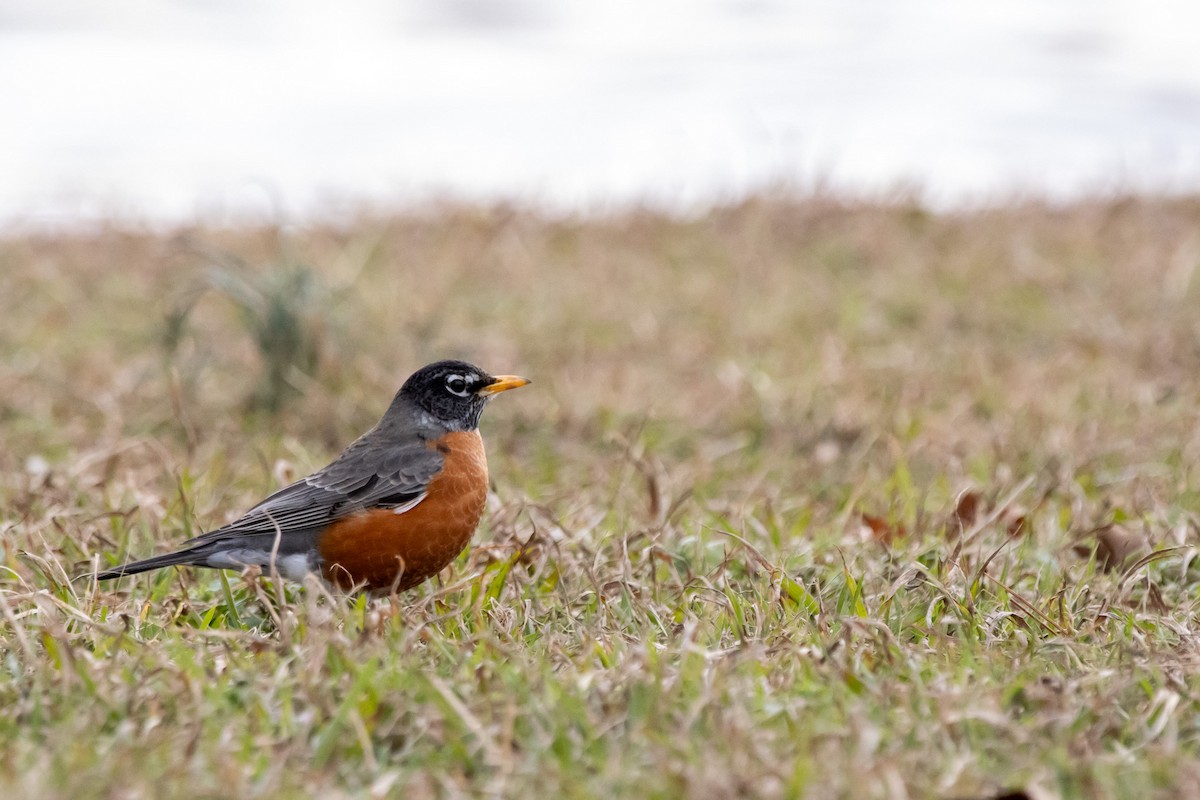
left=3, top=195, right=1200, bottom=799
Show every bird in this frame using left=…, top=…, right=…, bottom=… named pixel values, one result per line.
left=94, top=360, right=530, bottom=593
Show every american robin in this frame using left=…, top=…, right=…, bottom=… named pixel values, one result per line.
left=94, top=360, right=529, bottom=593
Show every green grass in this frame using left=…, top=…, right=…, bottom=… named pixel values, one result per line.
left=4, top=195, right=1200, bottom=798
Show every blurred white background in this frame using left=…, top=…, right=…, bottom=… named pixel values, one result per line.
left=2, top=0, right=1199, bottom=226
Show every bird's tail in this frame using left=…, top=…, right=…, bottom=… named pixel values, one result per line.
left=93, top=549, right=203, bottom=581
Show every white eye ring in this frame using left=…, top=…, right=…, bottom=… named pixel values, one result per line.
left=445, top=374, right=471, bottom=397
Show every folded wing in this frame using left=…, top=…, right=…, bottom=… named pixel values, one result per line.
left=94, top=436, right=444, bottom=579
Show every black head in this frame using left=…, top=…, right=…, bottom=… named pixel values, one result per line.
left=397, top=360, right=530, bottom=430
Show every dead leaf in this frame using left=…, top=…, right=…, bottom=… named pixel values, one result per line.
left=953, top=488, right=982, bottom=529
left=860, top=512, right=906, bottom=544
left=1080, top=523, right=1149, bottom=572
left=1148, top=580, right=1170, bottom=614
left=644, top=466, right=661, bottom=521
left=1002, top=505, right=1029, bottom=537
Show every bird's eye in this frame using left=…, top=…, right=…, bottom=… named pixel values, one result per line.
left=445, top=375, right=470, bottom=396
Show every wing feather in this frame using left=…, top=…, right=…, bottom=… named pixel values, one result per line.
left=179, top=436, right=443, bottom=552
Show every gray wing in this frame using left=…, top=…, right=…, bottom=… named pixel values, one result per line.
left=178, top=434, right=444, bottom=555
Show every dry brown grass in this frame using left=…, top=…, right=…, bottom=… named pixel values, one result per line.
left=3, top=194, right=1200, bottom=798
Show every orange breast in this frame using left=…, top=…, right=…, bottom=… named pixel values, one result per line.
left=316, top=430, right=489, bottom=592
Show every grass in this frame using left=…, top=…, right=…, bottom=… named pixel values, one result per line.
left=166, top=243, right=329, bottom=413
left=3, top=194, right=1200, bottom=798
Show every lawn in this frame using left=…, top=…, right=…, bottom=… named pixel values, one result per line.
left=3, top=195, right=1200, bottom=799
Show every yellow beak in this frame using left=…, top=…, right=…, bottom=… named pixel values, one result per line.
left=478, top=375, right=531, bottom=396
